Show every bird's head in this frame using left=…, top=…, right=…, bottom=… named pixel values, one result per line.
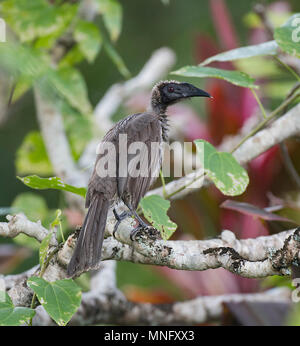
left=151, top=80, right=211, bottom=113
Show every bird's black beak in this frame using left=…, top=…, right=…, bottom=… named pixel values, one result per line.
left=182, top=83, right=212, bottom=99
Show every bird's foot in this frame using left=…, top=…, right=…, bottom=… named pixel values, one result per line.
left=130, top=223, right=160, bottom=241
left=113, top=210, right=130, bottom=238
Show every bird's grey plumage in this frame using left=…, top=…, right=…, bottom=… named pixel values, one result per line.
left=67, top=80, right=211, bottom=277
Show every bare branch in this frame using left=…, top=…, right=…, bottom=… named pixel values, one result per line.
left=0, top=214, right=57, bottom=246
left=101, top=219, right=300, bottom=278
left=34, top=90, right=87, bottom=188
left=2, top=213, right=298, bottom=308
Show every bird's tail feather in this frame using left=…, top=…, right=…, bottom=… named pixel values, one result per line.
left=67, top=194, right=109, bottom=277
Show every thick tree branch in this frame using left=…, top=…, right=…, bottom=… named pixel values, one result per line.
left=0, top=214, right=57, bottom=246
left=101, top=219, right=300, bottom=278
left=1, top=214, right=299, bottom=308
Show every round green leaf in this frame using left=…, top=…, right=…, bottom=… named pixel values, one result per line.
left=274, top=14, right=300, bottom=58
left=0, top=293, right=35, bottom=326
left=139, top=195, right=177, bottom=240
left=96, top=0, right=122, bottom=42
left=27, top=277, right=81, bottom=326
left=74, top=21, right=102, bottom=63
left=47, top=67, right=92, bottom=115
left=12, top=192, right=48, bottom=222
left=16, top=131, right=52, bottom=176
left=2, top=0, right=77, bottom=42
left=194, top=140, right=249, bottom=196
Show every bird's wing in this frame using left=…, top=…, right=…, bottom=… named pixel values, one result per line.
left=116, top=112, right=162, bottom=209
left=86, top=112, right=162, bottom=209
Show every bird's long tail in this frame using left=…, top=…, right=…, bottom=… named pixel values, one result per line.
left=67, top=193, right=109, bottom=277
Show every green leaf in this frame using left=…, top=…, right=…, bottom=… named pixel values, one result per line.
left=194, top=140, right=249, bottom=196
left=104, top=39, right=131, bottom=79
left=16, top=131, right=52, bottom=175
left=139, top=195, right=177, bottom=240
left=0, top=44, right=92, bottom=114
left=50, top=209, right=65, bottom=243
left=74, top=21, right=103, bottom=63
left=274, top=14, right=300, bottom=58
left=50, top=209, right=62, bottom=229
left=12, top=192, right=49, bottom=222
left=39, top=230, right=53, bottom=269
left=0, top=292, right=35, bottom=326
left=0, top=43, right=49, bottom=81
left=48, top=67, right=92, bottom=115
left=11, top=192, right=50, bottom=249
left=200, top=41, right=278, bottom=66
left=96, top=0, right=122, bottom=41
left=12, top=76, right=32, bottom=102
left=27, top=277, right=81, bottom=326
left=60, top=101, right=93, bottom=160
left=2, top=0, right=77, bottom=42
left=263, top=81, right=295, bottom=99
left=58, top=45, right=85, bottom=68
left=172, top=66, right=258, bottom=89
left=17, top=175, right=86, bottom=198
left=234, top=56, right=282, bottom=78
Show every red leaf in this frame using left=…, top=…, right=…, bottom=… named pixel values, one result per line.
left=209, top=0, right=239, bottom=50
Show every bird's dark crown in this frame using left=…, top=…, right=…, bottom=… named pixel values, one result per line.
left=151, top=80, right=211, bottom=113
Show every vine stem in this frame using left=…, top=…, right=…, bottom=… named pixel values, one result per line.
left=159, top=169, right=167, bottom=198
left=59, top=222, right=65, bottom=243
left=273, top=56, right=300, bottom=82
left=251, top=88, right=267, bottom=119
left=28, top=247, right=60, bottom=326
left=230, top=91, right=300, bottom=154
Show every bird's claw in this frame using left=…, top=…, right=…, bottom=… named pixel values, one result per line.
left=130, top=224, right=159, bottom=241
left=112, top=210, right=130, bottom=238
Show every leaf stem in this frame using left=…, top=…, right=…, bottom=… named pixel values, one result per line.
left=273, top=56, right=300, bottom=82
left=250, top=87, right=268, bottom=119
left=28, top=247, right=60, bottom=326
left=159, top=170, right=167, bottom=198
left=59, top=222, right=65, bottom=243
left=230, top=91, right=300, bottom=154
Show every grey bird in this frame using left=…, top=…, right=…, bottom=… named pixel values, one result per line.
left=67, top=80, right=211, bottom=277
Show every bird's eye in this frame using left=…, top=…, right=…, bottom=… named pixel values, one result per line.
left=168, top=86, right=174, bottom=93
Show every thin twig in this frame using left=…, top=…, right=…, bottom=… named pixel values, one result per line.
left=273, top=56, right=300, bottom=82
left=251, top=87, right=268, bottom=119
left=230, top=92, right=300, bottom=154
